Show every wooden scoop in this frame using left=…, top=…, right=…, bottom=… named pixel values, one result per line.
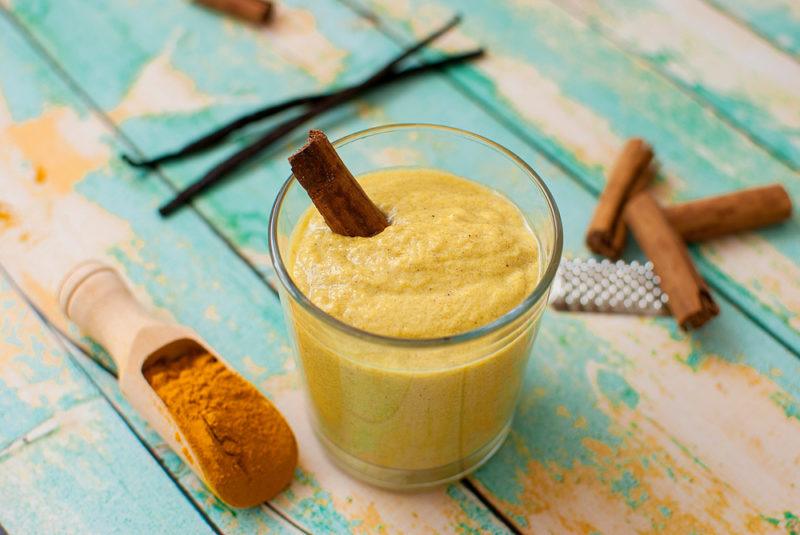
left=58, top=260, right=297, bottom=507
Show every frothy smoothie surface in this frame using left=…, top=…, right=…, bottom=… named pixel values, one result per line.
left=289, top=168, right=539, bottom=339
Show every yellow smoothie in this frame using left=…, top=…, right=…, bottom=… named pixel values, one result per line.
left=287, top=168, right=544, bottom=480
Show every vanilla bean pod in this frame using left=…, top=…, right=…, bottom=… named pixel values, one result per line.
left=124, top=48, right=481, bottom=169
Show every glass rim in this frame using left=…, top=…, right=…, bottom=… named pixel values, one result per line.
left=268, top=123, right=563, bottom=348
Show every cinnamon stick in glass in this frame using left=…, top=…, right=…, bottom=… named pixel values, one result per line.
left=624, top=191, right=719, bottom=329
left=665, top=184, right=792, bottom=242
left=586, top=138, right=655, bottom=258
left=195, top=0, right=273, bottom=24
left=289, top=130, right=389, bottom=237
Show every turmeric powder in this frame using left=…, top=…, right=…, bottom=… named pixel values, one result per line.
left=144, top=351, right=297, bottom=508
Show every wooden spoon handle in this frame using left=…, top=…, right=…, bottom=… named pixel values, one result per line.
left=59, top=261, right=161, bottom=369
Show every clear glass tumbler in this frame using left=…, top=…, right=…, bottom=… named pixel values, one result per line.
left=269, top=124, right=562, bottom=489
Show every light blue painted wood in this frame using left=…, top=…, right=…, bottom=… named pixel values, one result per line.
left=23, top=0, right=800, bottom=364
left=0, top=12, right=327, bottom=534
left=0, top=276, right=215, bottom=535
left=0, top=9, right=508, bottom=533
left=707, top=0, right=800, bottom=58
left=559, top=0, right=800, bottom=170
left=3, top=0, right=800, bottom=530
left=346, top=0, right=800, bottom=357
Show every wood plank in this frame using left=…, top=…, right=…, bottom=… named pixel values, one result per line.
left=0, top=9, right=510, bottom=533
left=475, top=304, right=800, bottom=533
left=0, top=274, right=216, bottom=535
left=345, top=0, right=800, bottom=356
left=706, top=0, right=800, bottom=58
left=559, top=0, right=800, bottom=169
left=5, top=0, right=800, bottom=531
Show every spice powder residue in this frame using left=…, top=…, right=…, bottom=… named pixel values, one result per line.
left=144, top=351, right=297, bottom=507
left=0, top=203, right=15, bottom=229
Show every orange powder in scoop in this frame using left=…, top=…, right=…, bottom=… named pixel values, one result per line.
left=144, top=351, right=297, bottom=507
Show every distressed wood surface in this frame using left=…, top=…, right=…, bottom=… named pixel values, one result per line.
left=0, top=275, right=218, bottom=534
left=559, top=0, right=800, bottom=170
left=0, top=11, right=508, bottom=534
left=350, top=0, right=800, bottom=360
left=707, top=0, right=800, bottom=58
left=1, top=0, right=799, bottom=533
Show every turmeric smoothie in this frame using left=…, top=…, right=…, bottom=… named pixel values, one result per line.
left=287, top=168, right=544, bottom=483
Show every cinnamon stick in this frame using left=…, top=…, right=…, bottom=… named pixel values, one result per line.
left=587, top=138, right=655, bottom=258
left=606, top=160, right=659, bottom=256
left=289, top=130, right=389, bottom=237
left=624, top=192, right=719, bottom=329
left=195, top=0, right=273, bottom=24
left=664, top=184, right=792, bottom=242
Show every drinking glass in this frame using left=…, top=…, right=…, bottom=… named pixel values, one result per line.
left=269, top=124, right=562, bottom=488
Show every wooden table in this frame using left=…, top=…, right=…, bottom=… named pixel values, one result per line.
left=1, top=1, right=799, bottom=533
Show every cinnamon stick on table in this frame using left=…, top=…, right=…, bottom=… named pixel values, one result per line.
left=289, top=130, right=389, bottom=237
left=664, top=184, right=792, bottom=242
left=624, top=192, right=719, bottom=329
left=195, top=0, right=274, bottom=24
left=587, top=138, right=655, bottom=258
